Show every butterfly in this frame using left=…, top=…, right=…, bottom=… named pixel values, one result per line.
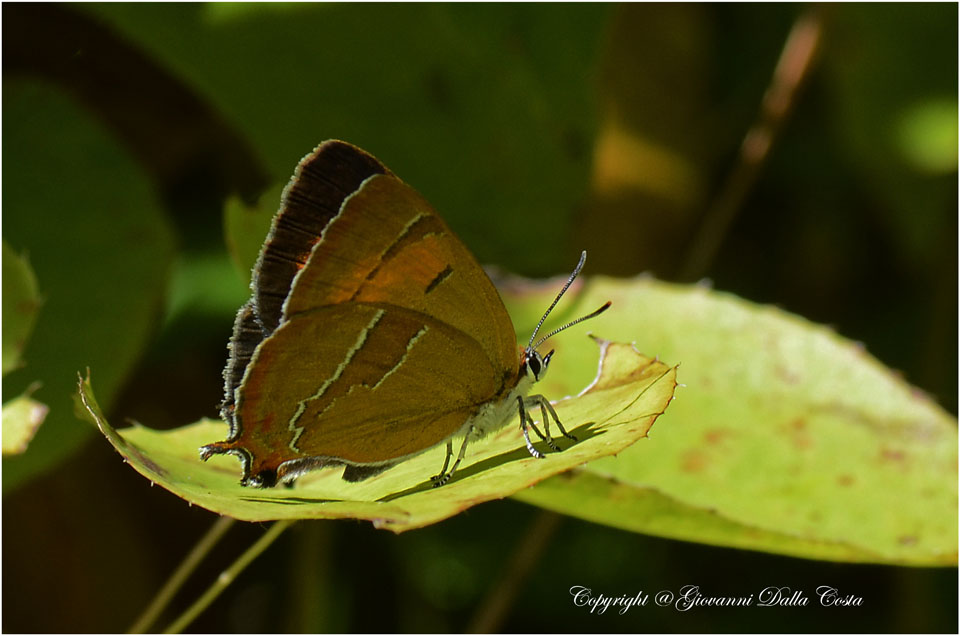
left=201, top=140, right=609, bottom=487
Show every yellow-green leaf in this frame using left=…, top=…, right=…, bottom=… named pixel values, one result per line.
left=2, top=241, right=42, bottom=376
left=505, top=276, right=957, bottom=565
left=2, top=385, right=48, bottom=455
left=79, top=339, right=677, bottom=532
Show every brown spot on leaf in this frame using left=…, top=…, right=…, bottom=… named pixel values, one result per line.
left=793, top=435, right=814, bottom=450
left=880, top=448, right=907, bottom=462
left=783, top=417, right=813, bottom=450
left=703, top=428, right=734, bottom=445
left=775, top=363, right=802, bottom=385
left=836, top=474, right=855, bottom=487
left=681, top=449, right=708, bottom=473
left=898, top=535, right=918, bottom=546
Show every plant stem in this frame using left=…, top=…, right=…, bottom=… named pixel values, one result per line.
left=466, top=510, right=563, bottom=633
left=162, top=519, right=295, bottom=634
left=679, top=7, right=824, bottom=281
left=286, top=523, right=334, bottom=632
left=128, top=515, right=236, bottom=633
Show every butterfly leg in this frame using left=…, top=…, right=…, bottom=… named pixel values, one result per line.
left=431, top=440, right=454, bottom=486
left=523, top=395, right=560, bottom=452
left=432, top=433, right=472, bottom=487
left=536, top=401, right=562, bottom=451
left=518, top=395, right=546, bottom=459
left=535, top=395, right=577, bottom=442
left=522, top=402, right=558, bottom=451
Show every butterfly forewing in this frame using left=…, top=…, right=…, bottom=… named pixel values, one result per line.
left=283, top=174, right=517, bottom=373
left=253, top=142, right=389, bottom=334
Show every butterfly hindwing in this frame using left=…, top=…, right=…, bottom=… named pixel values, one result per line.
left=227, top=303, right=505, bottom=483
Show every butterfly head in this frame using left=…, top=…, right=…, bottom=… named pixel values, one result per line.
left=520, top=251, right=611, bottom=384
left=521, top=347, right=554, bottom=383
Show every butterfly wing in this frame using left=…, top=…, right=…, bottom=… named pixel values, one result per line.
left=283, top=171, right=518, bottom=376
left=221, top=141, right=388, bottom=425
left=211, top=302, right=505, bottom=485
left=253, top=141, right=389, bottom=334
left=209, top=141, right=521, bottom=486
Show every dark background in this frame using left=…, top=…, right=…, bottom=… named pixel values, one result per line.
left=3, top=3, right=956, bottom=633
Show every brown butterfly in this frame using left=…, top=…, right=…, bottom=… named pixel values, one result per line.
left=201, top=141, right=609, bottom=487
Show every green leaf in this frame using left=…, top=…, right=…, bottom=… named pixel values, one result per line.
left=223, top=183, right=284, bottom=282
left=2, top=240, right=42, bottom=375
left=79, top=339, right=677, bottom=532
left=162, top=251, right=248, bottom=328
left=825, top=4, right=957, bottom=263
left=2, top=385, right=48, bottom=456
left=83, top=3, right=608, bottom=274
left=505, top=277, right=958, bottom=565
left=78, top=270, right=957, bottom=564
left=896, top=98, right=958, bottom=175
left=2, top=79, right=177, bottom=490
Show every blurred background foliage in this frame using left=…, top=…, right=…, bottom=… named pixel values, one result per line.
left=2, top=3, right=956, bottom=632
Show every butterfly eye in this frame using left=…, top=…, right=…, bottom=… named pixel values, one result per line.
left=524, top=350, right=542, bottom=380
left=525, top=348, right=555, bottom=381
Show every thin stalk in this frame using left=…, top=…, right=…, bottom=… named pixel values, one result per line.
left=286, top=522, right=334, bottom=632
left=679, top=7, right=824, bottom=281
left=128, top=516, right=236, bottom=633
left=466, top=510, right=563, bottom=633
left=163, top=519, right=295, bottom=634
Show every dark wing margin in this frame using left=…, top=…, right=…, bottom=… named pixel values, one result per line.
left=220, top=300, right=261, bottom=431
left=220, top=141, right=388, bottom=432
left=253, top=141, right=389, bottom=334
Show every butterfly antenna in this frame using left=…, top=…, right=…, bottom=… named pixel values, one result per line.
left=532, top=301, right=611, bottom=351
left=528, top=251, right=611, bottom=350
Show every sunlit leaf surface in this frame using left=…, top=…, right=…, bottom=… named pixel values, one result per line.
left=2, top=388, right=48, bottom=456
left=80, top=338, right=676, bottom=533
left=506, top=277, right=958, bottom=565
